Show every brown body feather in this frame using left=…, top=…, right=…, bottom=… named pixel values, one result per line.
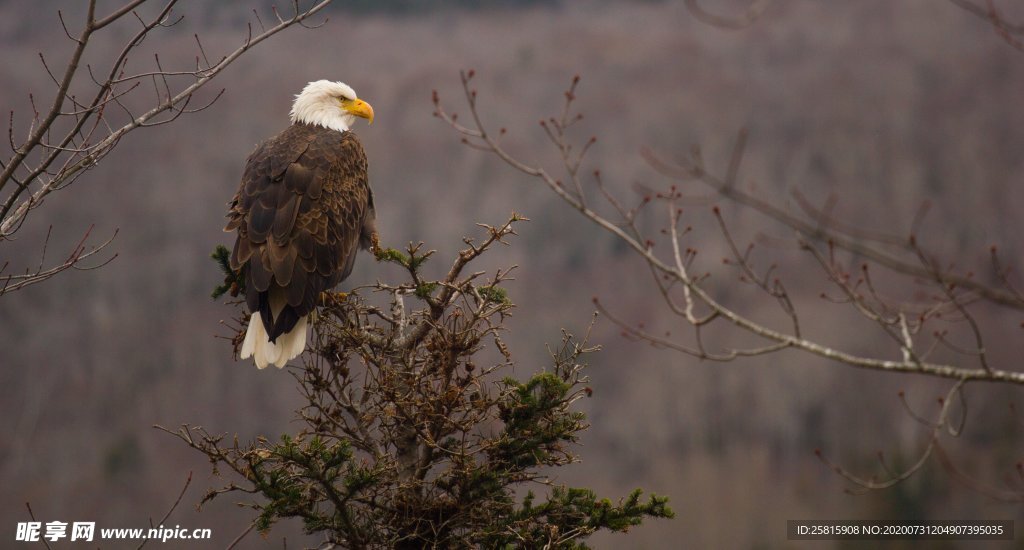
left=226, top=122, right=376, bottom=342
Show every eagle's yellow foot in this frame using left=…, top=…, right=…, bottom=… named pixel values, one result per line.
left=320, top=291, right=349, bottom=308
left=371, top=231, right=385, bottom=261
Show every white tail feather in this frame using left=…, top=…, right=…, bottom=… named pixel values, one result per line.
left=239, top=291, right=310, bottom=369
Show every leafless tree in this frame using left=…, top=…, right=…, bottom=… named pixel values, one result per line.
left=0, top=0, right=335, bottom=297
left=433, top=1, right=1024, bottom=501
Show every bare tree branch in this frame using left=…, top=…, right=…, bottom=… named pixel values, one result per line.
left=948, top=0, right=1024, bottom=46
left=0, top=225, right=117, bottom=297
left=435, top=72, right=1024, bottom=386
left=137, top=472, right=192, bottom=550
left=642, top=143, right=1024, bottom=312
left=0, top=0, right=336, bottom=299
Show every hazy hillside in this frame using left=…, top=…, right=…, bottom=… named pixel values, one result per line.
left=2, top=1, right=1022, bottom=547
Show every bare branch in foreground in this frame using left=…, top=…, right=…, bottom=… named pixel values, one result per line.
left=435, top=70, right=1024, bottom=499
left=0, top=0, right=336, bottom=298
left=434, top=72, right=1024, bottom=387
left=0, top=225, right=117, bottom=298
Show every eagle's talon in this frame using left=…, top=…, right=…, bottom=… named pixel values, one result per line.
left=321, top=291, right=349, bottom=308
left=370, top=232, right=383, bottom=260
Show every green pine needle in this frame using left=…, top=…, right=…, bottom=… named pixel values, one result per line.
left=210, top=244, right=244, bottom=300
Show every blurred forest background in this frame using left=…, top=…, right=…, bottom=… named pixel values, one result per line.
left=2, top=0, right=1024, bottom=547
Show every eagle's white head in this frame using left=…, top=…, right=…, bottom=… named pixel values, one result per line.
left=290, top=80, right=374, bottom=133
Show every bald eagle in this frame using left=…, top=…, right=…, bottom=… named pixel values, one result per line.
left=225, top=80, right=377, bottom=369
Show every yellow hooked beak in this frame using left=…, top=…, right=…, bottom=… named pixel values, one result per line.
left=341, top=97, right=374, bottom=125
